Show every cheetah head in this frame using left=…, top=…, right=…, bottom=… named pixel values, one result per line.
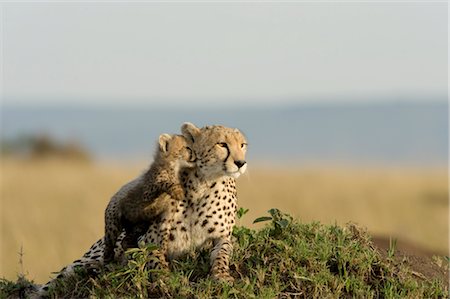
left=181, top=122, right=247, bottom=179
left=158, top=134, right=196, bottom=168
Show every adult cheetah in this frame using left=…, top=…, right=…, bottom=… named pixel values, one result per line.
left=39, top=122, right=247, bottom=295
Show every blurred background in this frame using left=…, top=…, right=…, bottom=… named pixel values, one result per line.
left=1, top=3, right=448, bottom=283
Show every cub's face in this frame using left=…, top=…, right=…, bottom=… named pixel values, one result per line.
left=181, top=122, right=247, bottom=179
left=158, top=134, right=196, bottom=168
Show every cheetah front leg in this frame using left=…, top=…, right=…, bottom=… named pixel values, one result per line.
left=154, top=199, right=179, bottom=271
left=104, top=214, right=122, bottom=264
left=210, top=237, right=234, bottom=283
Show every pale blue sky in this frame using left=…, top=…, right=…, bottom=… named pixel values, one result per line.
left=2, top=2, right=447, bottom=107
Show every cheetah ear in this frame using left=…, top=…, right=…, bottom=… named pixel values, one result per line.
left=181, top=122, right=200, bottom=143
left=158, top=134, right=172, bottom=152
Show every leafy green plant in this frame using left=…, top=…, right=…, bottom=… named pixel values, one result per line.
left=253, top=208, right=293, bottom=236
left=236, top=207, right=249, bottom=220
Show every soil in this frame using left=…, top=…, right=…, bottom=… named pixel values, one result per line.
left=372, top=235, right=449, bottom=285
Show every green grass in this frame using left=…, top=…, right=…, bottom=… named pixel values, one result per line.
left=1, top=209, right=448, bottom=298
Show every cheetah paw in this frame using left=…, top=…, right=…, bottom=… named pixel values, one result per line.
left=170, top=185, right=185, bottom=201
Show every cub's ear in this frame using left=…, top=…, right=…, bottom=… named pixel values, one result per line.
left=158, top=134, right=172, bottom=152
left=181, top=122, right=200, bottom=143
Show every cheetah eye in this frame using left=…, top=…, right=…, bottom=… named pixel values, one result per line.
left=241, top=143, right=247, bottom=149
left=217, top=142, right=227, bottom=148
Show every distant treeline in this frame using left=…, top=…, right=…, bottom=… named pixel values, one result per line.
left=1, top=134, right=91, bottom=161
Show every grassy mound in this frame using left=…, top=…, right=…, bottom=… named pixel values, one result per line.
left=1, top=209, right=448, bottom=298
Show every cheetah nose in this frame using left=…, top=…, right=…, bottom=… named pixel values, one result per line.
left=234, top=160, right=246, bottom=169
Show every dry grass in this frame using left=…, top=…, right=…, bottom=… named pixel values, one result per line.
left=1, top=158, right=448, bottom=283
left=239, top=166, right=448, bottom=253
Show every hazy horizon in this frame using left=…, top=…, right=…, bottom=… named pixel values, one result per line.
left=2, top=100, right=447, bottom=167
left=2, top=93, right=447, bottom=109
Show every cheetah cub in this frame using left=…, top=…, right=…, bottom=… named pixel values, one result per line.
left=103, top=134, right=196, bottom=263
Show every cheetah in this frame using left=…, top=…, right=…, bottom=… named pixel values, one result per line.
left=103, top=133, right=196, bottom=264
left=39, top=122, right=247, bottom=295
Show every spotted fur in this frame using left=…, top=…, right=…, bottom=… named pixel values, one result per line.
left=103, top=134, right=195, bottom=264
left=38, top=122, right=247, bottom=295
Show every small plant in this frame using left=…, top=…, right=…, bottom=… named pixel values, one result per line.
left=236, top=207, right=249, bottom=220
left=253, top=208, right=293, bottom=236
left=388, top=237, right=397, bottom=259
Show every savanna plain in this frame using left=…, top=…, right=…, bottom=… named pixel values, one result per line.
left=1, top=157, right=448, bottom=284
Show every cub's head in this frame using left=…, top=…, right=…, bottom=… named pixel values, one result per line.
left=181, top=122, right=247, bottom=179
left=158, top=134, right=196, bottom=168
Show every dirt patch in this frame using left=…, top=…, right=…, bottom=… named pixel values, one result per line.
left=372, top=235, right=449, bottom=285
